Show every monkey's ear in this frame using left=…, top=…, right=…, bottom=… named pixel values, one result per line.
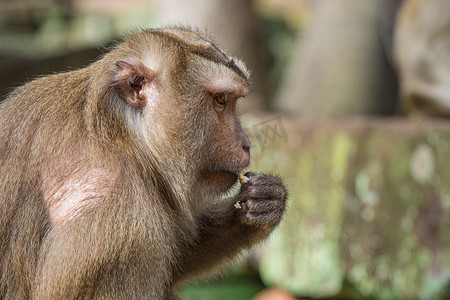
left=113, top=59, right=156, bottom=109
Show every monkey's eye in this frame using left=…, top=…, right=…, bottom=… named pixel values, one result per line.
left=213, top=92, right=226, bottom=106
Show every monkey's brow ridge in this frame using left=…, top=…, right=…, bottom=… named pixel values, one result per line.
left=146, top=27, right=249, bottom=83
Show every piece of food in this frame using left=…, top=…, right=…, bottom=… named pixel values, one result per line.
left=237, top=170, right=249, bottom=184
left=234, top=201, right=242, bottom=209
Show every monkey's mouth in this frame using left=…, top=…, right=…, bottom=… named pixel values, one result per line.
left=201, top=168, right=241, bottom=192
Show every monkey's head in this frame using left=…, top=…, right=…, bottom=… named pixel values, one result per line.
left=111, top=28, right=251, bottom=193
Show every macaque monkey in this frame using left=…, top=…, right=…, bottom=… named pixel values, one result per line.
left=0, top=27, right=287, bottom=299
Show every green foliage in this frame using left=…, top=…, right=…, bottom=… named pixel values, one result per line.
left=178, top=271, right=265, bottom=300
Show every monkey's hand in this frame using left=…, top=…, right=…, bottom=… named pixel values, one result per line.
left=172, top=173, right=286, bottom=282
left=233, top=173, right=287, bottom=229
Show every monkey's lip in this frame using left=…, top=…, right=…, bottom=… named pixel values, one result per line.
left=201, top=168, right=243, bottom=191
left=209, top=169, right=240, bottom=180
left=205, top=167, right=244, bottom=177
left=217, top=168, right=247, bottom=178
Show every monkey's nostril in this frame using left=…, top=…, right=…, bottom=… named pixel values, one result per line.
left=242, top=144, right=250, bottom=153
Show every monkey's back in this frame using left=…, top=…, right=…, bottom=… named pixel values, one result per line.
left=0, top=62, right=179, bottom=298
left=0, top=70, right=92, bottom=298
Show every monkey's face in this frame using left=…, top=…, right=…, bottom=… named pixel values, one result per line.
left=113, top=51, right=250, bottom=193
left=177, top=61, right=251, bottom=193
left=200, top=90, right=251, bottom=192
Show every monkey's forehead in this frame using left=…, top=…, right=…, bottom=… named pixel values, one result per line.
left=138, top=27, right=250, bottom=83
left=195, top=59, right=250, bottom=96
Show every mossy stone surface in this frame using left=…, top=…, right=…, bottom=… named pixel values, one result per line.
left=243, top=115, right=450, bottom=300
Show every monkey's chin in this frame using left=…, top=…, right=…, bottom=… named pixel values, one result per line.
left=201, top=170, right=238, bottom=192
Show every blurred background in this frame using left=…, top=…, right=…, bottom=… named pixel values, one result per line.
left=1, top=0, right=449, bottom=299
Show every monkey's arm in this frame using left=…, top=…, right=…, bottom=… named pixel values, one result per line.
left=173, top=174, right=286, bottom=283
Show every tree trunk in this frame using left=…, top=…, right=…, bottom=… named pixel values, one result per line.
left=275, top=0, right=400, bottom=115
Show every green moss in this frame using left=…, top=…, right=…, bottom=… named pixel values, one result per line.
left=252, top=117, right=450, bottom=299
left=260, top=132, right=356, bottom=298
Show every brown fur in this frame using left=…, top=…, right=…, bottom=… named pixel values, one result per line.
left=0, top=26, right=287, bottom=299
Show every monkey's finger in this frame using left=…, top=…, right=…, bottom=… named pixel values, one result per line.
left=248, top=174, right=283, bottom=186
left=240, top=200, right=284, bottom=227
left=244, top=172, right=255, bottom=179
left=245, top=185, right=287, bottom=201
left=244, top=198, right=285, bottom=215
